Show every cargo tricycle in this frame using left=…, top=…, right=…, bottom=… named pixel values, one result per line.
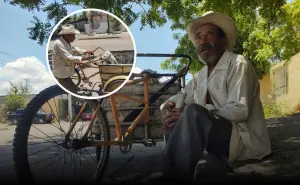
left=12, top=53, right=192, bottom=183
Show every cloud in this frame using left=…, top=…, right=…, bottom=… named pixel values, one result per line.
left=130, top=67, right=173, bottom=83
left=0, top=57, right=56, bottom=95
left=159, top=76, right=171, bottom=83
left=132, top=66, right=142, bottom=74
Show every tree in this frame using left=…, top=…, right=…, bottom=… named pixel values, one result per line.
left=5, top=0, right=300, bottom=79
left=0, top=79, right=32, bottom=122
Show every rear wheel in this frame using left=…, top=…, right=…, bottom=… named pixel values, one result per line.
left=13, top=85, right=111, bottom=183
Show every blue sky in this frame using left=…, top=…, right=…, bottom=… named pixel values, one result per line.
left=0, top=1, right=192, bottom=95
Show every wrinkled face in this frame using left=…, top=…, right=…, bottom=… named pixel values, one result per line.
left=63, top=34, right=76, bottom=43
left=195, top=23, right=226, bottom=66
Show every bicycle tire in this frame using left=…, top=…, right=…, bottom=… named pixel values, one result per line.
left=13, top=85, right=111, bottom=183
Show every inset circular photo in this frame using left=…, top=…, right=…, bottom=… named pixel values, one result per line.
left=47, top=9, right=136, bottom=99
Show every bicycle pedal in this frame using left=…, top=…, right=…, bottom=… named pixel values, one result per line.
left=143, top=139, right=156, bottom=147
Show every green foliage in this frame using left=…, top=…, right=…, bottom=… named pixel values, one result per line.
left=155, top=0, right=300, bottom=79
left=0, top=79, right=32, bottom=121
left=5, top=0, right=300, bottom=79
left=263, top=102, right=286, bottom=118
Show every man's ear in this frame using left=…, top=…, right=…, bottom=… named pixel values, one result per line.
left=222, top=37, right=228, bottom=50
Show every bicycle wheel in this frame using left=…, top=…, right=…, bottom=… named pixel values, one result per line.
left=13, top=85, right=111, bottom=183
left=71, top=68, right=81, bottom=87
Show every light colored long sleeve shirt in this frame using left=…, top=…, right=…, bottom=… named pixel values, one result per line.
left=160, top=50, right=271, bottom=163
left=51, top=37, right=86, bottom=79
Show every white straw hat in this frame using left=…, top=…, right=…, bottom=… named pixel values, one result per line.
left=58, top=24, right=80, bottom=35
left=186, top=11, right=238, bottom=51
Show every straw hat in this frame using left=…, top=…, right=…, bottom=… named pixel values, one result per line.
left=58, top=24, right=80, bottom=35
left=186, top=11, right=237, bottom=51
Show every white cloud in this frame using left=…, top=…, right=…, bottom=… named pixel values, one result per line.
left=159, top=76, right=171, bottom=83
left=132, top=66, right=142, bottom=74
left=0, top=57, right=56, bottom=95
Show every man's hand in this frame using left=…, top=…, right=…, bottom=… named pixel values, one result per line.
left=82, top=54, right=90, bottom=60
left=161, top=102, right=182, bottom=132
left=84, top=51, right=94, bottom=55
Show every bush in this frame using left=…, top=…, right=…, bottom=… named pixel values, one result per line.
left=0, top=79, right=31, bottom=123
left=263, top=102, right=289, bottom=119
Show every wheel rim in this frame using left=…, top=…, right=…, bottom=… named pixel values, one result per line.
left=14, top=88, right=110, bottom=183
left=71, top=69, right=81, bottom=86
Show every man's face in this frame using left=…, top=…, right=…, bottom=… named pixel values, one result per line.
left=64, top=34, right=76, bottom=43
left=195, top=23, right=226, bottom=66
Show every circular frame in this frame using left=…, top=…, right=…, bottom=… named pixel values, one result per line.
left=46, top=8, right=137, bottom=100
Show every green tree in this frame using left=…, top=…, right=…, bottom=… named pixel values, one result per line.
left=5, top=0, right=300, bottom=78
left=0, top=79, right=32, bottom=122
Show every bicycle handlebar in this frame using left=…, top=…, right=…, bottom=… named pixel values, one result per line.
left=136, top=53, right=192, bottom=78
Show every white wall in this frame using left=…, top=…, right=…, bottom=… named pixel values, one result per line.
left=84, top=20, right=109, bottom=34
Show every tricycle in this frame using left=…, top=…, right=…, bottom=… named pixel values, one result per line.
left=69, top=47, right=134, bottom=97
left=12, top=53, right=192, bottom=183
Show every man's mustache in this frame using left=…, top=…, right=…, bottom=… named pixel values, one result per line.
left=197, top=44, right=214, bottom=53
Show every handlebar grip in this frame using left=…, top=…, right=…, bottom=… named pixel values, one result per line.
left=176, top=65, right=188, bottom=78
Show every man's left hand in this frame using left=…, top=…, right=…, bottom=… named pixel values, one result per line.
left=84, top=51, right=94, bottom=55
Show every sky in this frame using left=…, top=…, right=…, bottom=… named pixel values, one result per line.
left=0, top=1, right=192, bottom=95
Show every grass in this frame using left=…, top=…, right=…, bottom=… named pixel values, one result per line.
left=263, top=101, right=300, bottom=119
left=263, top=102, right=289, bottom=119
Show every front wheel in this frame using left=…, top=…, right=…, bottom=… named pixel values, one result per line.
left=13, top=85, right=111, bottom=183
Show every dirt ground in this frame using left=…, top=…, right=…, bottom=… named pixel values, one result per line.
left=233, top=113, right=300, bottom=178
left=1, top=113, right=300, bottom=183
left=102, top=113, right=300, bottom=183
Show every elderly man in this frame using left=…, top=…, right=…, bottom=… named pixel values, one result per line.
left=51, top=24, right=93, bottom=94
left=156, top=11, right=272, bottom=182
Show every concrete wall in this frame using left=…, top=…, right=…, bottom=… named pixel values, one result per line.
left=84, top=20, right=108, bottom=34
left=260, top=52, right=300, bottom=113
left=259, top=73, right=273, bottom=105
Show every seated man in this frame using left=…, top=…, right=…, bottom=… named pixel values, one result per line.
left=159, top=11, right=271, bottom=182
left=51, top=24, right=93, bottom=94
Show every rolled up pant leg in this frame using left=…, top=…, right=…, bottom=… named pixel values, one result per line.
left=162, top=103, right=232, bottom=180
left=56, top=77, right=78, bottom=94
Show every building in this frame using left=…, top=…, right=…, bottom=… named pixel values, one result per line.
left=84, top=11, right=127, bottom=34
left=260, top=52, right=300, bottom=114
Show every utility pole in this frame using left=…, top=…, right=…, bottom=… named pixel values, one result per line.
left=68, top=94, right=72, bottom=122
left=106, top=0, right=110, bottom=34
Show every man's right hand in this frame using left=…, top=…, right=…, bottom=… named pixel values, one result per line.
left=82, top=54, right=90, bottom=60
left=161, top=101, right=181, bottom=131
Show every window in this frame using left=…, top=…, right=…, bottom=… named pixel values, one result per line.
left=273, top=64, right=289, bottom=97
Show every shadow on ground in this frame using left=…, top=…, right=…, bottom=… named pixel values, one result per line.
left=1, top=114, right=300, bottom=183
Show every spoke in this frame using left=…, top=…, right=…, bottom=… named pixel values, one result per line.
left=76, top=121, right=89, bottom=138
left=41, top=105, right=66, bottom=139
left=28, top=143, right=62, bottom=157
left=52, top=98, right=65, bottom=138
left=83, top=148, right=97, bottom=164
left=31, top=125, right=61, bottom=145
left=29, top=152, right=62, bottom=166
left=28, top=134, right=60, bottom=144
left=28, top=140, right=58, bottom=146
left=58, top=150, right=73, bottom=179
left=53, top=154, right=64, bottom=172
left=80, top=150, right=94, bottom=168
left=41, top=155, right=64, bottom=172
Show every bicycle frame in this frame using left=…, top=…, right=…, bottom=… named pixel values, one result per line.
left=64, top=53, right=192, bottom=147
